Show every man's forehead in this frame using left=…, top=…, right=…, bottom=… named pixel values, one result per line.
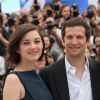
left=65, top=26, right=85, bottom=32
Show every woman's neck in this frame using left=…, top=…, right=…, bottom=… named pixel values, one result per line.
left=14, top=62, right=36, bottom=72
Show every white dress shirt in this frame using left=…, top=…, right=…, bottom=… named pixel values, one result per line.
left=65, top=56, right=92, bottom=100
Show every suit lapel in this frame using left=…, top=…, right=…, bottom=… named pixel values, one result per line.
left=89, top=59, right=100, bottom=100
left=53, top=58, right=70, bottom=100
left=53, top=58, right=100, bottom=100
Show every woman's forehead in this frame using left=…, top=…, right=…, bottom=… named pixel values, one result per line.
left=21, top=30, right=41, bottom=40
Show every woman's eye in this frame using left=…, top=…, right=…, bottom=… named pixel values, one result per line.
left=23, top=42, right=30, bottom=45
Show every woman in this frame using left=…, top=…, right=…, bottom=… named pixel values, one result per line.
left=3, top=24, right=53, bottom=100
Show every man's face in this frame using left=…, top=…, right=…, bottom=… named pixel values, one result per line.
left=63, top=26, right=89, bottom=58
left=43, top=36, right=50, bottom=50
left=62, top=6, right=71, bottom=17
left=95, top=37, right=100, bottom=56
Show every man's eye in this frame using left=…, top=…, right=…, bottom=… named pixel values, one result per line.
left=35, top=40, right=41, bottom=44
left=77, top=36, right=85, bottom=40
left=66, top=36, right=73, bottom=40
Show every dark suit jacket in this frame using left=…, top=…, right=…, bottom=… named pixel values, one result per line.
left=40, top=58, right=100, bottom=100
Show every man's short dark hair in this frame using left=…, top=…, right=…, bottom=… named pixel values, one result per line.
left=62, top=17, right=91, bottom=41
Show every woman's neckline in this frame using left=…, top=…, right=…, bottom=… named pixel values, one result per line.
left=14, top=69, right=36, bottom=73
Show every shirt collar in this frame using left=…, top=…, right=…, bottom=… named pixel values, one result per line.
left=65, top=56, right=89, bottom=73
left=65, top=56, right=72, bottom=72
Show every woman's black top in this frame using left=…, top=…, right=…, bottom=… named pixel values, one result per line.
left=11, top=70, right=53, bottom=100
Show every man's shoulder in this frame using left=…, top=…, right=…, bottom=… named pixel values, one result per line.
left=89, top=58, right=100, bottom=65
left=89, top=58, right=100, bottom=70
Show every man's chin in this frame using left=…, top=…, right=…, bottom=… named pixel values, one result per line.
left=69, top=54, right=82, bottom=58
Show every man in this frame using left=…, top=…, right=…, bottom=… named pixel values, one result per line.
left=40, top=17, right=100, bottom=100
left=93, top=34, right=100, bottom=61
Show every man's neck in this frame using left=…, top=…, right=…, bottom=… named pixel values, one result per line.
left=66, top=55, right=86, bottom=69
left=66, top=55, right=86, bottom=79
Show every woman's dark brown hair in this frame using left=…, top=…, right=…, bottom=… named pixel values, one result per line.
left=7, top=23, right=45, bottom=65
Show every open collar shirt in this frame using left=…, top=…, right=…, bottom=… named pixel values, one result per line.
left=65, top=56, right=92, bottom=100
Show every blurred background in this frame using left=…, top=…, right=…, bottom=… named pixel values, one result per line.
left=0, top=0, right=99, bottom=14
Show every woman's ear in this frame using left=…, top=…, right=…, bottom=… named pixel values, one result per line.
left=16, top=48, right=20, bottom=54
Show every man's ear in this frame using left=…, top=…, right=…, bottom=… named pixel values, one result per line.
left=86, top=39, right=92, bottom=50
left=62, top=39, right=65, bottom=48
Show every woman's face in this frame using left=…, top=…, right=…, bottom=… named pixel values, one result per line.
left=18, top=30, right=43, bottom=63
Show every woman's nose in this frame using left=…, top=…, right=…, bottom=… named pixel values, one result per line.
left=30, top=42, right=36, bottom=49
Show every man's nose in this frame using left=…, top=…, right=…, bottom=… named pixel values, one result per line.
left=71, top=37, right=78, bottom=44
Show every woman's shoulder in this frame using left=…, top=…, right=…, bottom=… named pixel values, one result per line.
left=4, top=73, right=22, bottom=89
left=5, top=73, right=20, bottom=82
left=3, top=73, right=25, bottom=100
